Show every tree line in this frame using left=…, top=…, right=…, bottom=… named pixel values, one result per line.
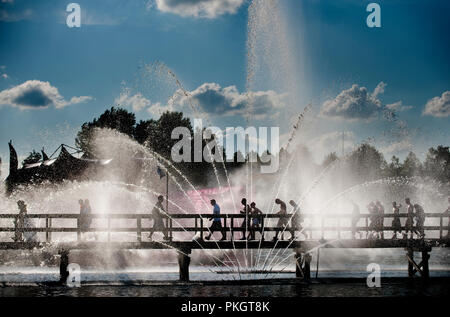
left=20, top=107, right=449, bottom=193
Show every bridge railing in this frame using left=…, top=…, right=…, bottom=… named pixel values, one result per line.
left=0, top=213, right=448, bottom=243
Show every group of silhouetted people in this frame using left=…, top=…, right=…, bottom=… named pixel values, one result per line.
left=361, top=198, right=427, bottom=239
left=11, top=196, right=450, bottom=243
left=202, top=197, right=304, bottom=242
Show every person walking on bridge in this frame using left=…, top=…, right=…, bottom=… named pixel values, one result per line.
left=239, top=198, right=251, bottom=240
left=205, top=199, right=225, bottom=241
left=367, top=202, right=377, bottom=239
left=149, top=195, right=170, bottom=241
left=272, top=198, right=291, bottom=241
left=391, top=201, right=402, bottom=239
left=248, top=202, right=263, bottom=240
left=404, top=198, right=418, bottom=239
left=13, top=200, right=36, bottom=242
left=350, top=201, right=361, bottom=239
left=375, top=201, right=385, bottom=239
left=289, top=200, right=303, bottom=240
left=414, top=203, right=426, bottom=238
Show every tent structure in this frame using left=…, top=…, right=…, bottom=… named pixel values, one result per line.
left=5, top=141, right=112, bottom=194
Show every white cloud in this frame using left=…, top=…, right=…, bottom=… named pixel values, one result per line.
left=154, top=0, right=244, bottom=18
left=0, top=80, right=92, bottom=110
left=69, top=96, right=93, bottom=104
left=0, top=8, right=32, bottom=22
left=372, top=81, right=386, bottom=98
left=422, top=91, right=450, bottom=118
left=380, top=139, right=412, bottom=156
left=167, top=82, right=286, bottom=120
left=386, top=101, right=412, bottom=112
left=321, top=84, right=383, bottom=121
left=320, top=82, right=404, bottom=122
left=115, top=91, right=152, bottom=112
left=307, top=131, right=356, bottom=162
left=147, top=102, right=170, bottom=117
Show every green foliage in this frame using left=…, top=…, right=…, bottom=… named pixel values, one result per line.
left=22, top=150, right=42, bottom=166
left=423, top=146, right=450, bottom=184
left=347, top=143, right=386, bottom=182
left=76, top=107, right=136, bottom=157
left=322, top=152, right=338, bottom=168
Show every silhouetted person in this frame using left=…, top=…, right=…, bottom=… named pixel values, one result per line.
left=248, top=202, right=263, bottom=240
left=391, top=201, right=402, bottom=239
left=367, top=202, right=377, bottom=239
left=239, top=198, right=251, bottom=240
left=14, top=200, right=36, bottom=242
left=79, top=199, right=90, bottom=238
left=404, top=198, right=417, bottom=239
left=273, top=199, right=290, bottom=241
left=149, top=195, right=170, bottom=241
left=414, top=203, right=426, bottom=238
left=205, top=199, right=225, bottom=241
left=289, top=200, right=302, bottom=240
left=350, top=201, right=361, bottom=239
left=375, top=201, right=385, bottom=239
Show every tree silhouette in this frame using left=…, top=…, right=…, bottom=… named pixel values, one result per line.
left=22, top=150, right=42, bottom=166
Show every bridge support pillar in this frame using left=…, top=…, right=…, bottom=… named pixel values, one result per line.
left=421, top=251, right=430, bottom=280
left=295, top=252, right=302, bottom=278
left=304, top=253, right=312, bottom=280
left=407, top=249, right=414, bottom=278
left=59, top=249, right=70, bottom=284
left=295, top=250, right=310, bottom=279
left=178, top=250, right=191, bottom=282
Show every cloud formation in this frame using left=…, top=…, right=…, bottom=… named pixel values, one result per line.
left=320, top=82, right=407, bottom=122
left=115, top=91, right=151, bottom=112
left=307, top=131, right=356, bottom=162
left=153, top=0, right=244, bottom=18
left=380, top=139, right=412, bottom=156
left=321, top=84, right=384, bottom=121
left=0, top=80, right=92, bottom=110
left=167, top=82, right=286, bottom=120
left=422, top=91, right=450, bottom=118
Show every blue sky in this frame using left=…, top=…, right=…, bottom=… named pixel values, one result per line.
left=0, top=0, right=449, bottom=178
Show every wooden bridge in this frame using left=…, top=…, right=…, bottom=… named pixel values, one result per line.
left=0, top=212, right=449, bottom=282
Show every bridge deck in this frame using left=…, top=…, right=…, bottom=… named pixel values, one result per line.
left=0, top=238, right=446, bottom=252
left=1, top=212, right=449, bottom=251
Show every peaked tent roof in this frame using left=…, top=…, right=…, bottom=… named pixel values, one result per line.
left=5, top=142, right=112, bottom=193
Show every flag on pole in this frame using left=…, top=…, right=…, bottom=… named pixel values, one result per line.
left=156, top=166, right=166, bottom=179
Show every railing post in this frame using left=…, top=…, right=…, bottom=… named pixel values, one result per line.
left=200, top=218, right=204, bottom=240
left=365, top=216, right=369, bottom=238
left=337, top=217, right=341, bottom=240
left=170, top=218, right=173, bottom=240
left=230, top=215, right=234, bottom=241
left=107, top=216, right=111, bottom=242
left=440, top=215, right=443, bottom=239
left=46, top=217, right=51, bottom=243
left=261, top=214, right=265, bottom=241
left=137, top=216, right=142, bottom=242
left=77, top=215, right=81, bottom=242
left=321, top=217, right=324, bottom=240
